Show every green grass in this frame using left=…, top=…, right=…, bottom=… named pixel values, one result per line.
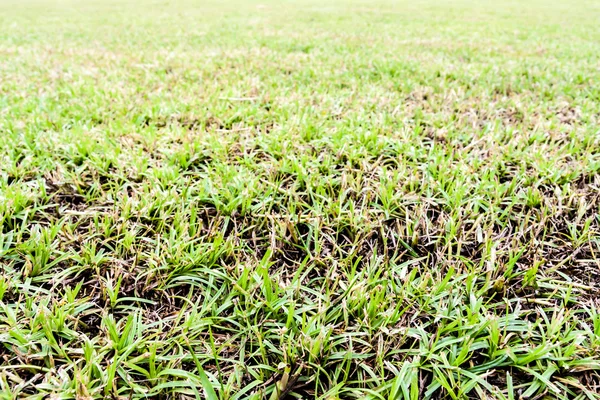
left=1, top=0, right=600, bottom=398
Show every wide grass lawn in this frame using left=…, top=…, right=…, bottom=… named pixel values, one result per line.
left=1, top=0, right=600, bottom=398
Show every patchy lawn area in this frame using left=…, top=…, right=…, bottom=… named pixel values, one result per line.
left=1, top=0, right=600, bottom=398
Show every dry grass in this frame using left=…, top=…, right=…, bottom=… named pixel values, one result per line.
left=1, top=0, right=600, bottom=398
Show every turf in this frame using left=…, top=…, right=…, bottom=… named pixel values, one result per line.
left=1, top=0, right=600, bottom=398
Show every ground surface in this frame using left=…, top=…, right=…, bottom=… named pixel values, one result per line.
left=1, top=0, right=600, bottom=398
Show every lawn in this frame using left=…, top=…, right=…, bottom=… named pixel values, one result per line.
left=1, top=0, right=600, bottom=398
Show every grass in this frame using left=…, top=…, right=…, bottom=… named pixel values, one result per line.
left=1, top=0, right=600, bottom=398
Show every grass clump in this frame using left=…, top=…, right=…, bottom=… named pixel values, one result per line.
left=1, top=0, right=600, bottom=398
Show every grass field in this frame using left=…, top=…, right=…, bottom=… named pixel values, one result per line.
left=1, top=0, right=600, bottom=398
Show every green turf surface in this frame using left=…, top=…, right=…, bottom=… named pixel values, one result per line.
left=1, top=0, right=600, bottom=398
